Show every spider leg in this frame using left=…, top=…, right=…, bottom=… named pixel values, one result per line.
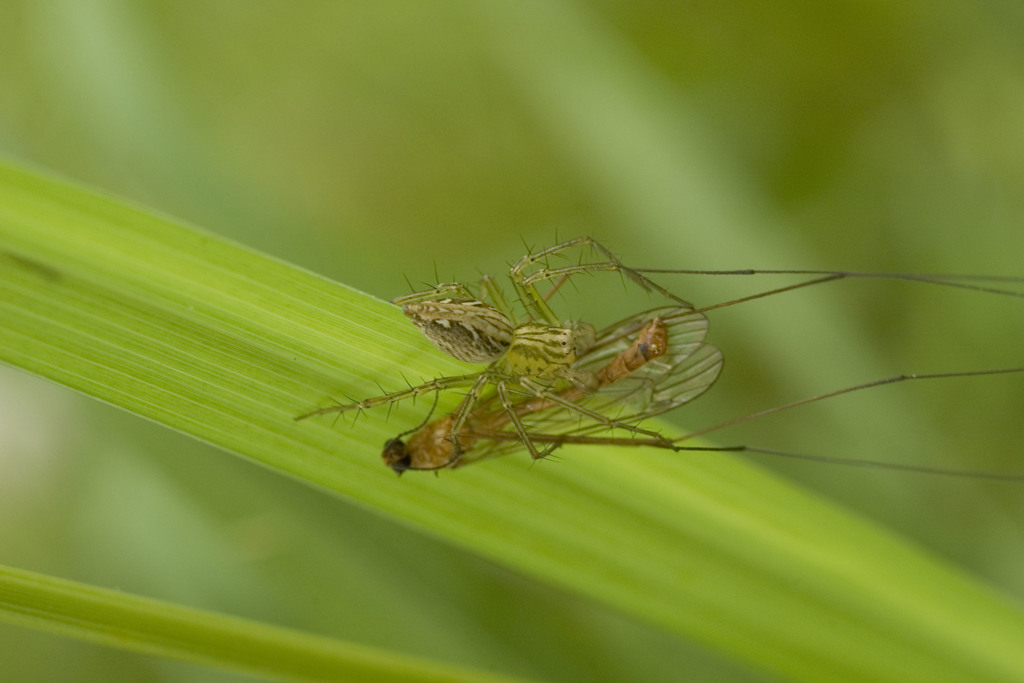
left=446, top=372, right=497, bottom=455
left=296, top=373, right=481, bottom=420
left=392, top=282, right=478, bottom=306
left=496, top=382, right=546, bottom=459
left=508, top=236, right=694, bottom=323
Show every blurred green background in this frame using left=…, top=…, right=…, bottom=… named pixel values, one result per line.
left=1, top=2, right=1023, bottom=681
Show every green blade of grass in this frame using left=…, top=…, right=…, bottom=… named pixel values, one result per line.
left=0, top=563, right=532, bottom=683
left=2, top=158, right=1024, bottom=682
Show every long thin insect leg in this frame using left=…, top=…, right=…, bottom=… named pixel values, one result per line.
left=479, top=432, right=1024, bottom=480
left=685, top=274, right=844, bottom=316
left=635, top=268, right=1024, bottom=299
left=673, top=445, right=1024, bottom=480
left=674, top=366, right=1024, bottom=444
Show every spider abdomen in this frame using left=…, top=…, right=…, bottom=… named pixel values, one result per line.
left=402, top=299, right=514, bottom=363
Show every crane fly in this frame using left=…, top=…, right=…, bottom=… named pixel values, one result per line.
left=296, top=238, right=1024, bottom=477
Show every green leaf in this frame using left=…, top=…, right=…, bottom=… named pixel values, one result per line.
left=0, top=563, right=531, bottom=683
left=2, top=159, right=1024, bottom=683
